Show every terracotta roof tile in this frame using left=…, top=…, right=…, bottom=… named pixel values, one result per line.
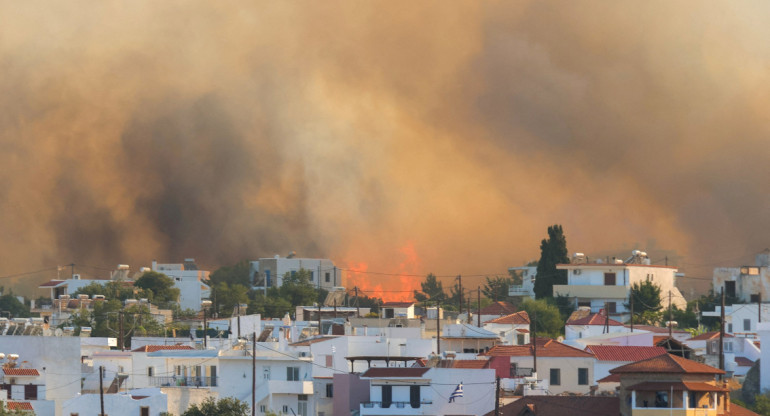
left=3, top=368, right=40, bottom=376
left=482, top=338, right=594, bottom=358
left=6, top=402, right=34, bottom=410
left=38, top=280, right=65, bottom=288
left=479, top=301, right=518, bottom=316
left=610, top=353, right=725, bottom=375
left=597, top=373, right=621, bottom=383
left=629, top=324, right=688, bottom=334
left=485, top=311, right=530, bottom=325
left=735, top=357, right=755, bottom=367
left=132, top=345, right=194, bottom=353
left=484, top=396, right=619, bottom=416
left=289, top=336, right=337, bottom=347
left=451, top=360, right=489, bottom=369
left=688, top=331, right=734, bottom=341
left=585, top=345, right=667, bottom=362
left=567, top=312, right=624, bottom=326
left=730, top=403, right=762, bottom=416
left=360, top=368, right=429, bottom=378
left=627, top=381, right=727, bottom=392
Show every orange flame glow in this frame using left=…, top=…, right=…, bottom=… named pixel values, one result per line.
left=347, top=241, right=423, bottom=302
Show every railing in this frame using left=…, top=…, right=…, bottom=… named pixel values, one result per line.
left=508, top=285, right=531, bottom=296
left=152, top=376, right=217, bottom=387
left=362, top=401, right=433, bottom=409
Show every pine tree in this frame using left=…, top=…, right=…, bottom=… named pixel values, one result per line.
left=533, top=224, right=569, bottom=299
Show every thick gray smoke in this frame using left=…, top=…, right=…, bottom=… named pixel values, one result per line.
left=1, top=2, right=768, bottom=296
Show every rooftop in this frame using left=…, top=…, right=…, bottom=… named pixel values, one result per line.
left=3, top=368, right=40, bottom=376
left=479, top=301, right=518, bottom=316
left=585, top=345, right=667, bottom=362
left=688, top=331, right=734, bottom=341
left=360, top=367, right=430, bottom=378
left=484, top=396, right=619, bottom=416
left=381, top=302, right=414, bottom=308
left=485, top=310, right=530, bottom=325
left=567, top=312, right=624, bottom=327
left=482, top=338, right=594, bottom=358
left=610, top=353, right=725, bottom=375
left=132, top=345, right=194, bottom=353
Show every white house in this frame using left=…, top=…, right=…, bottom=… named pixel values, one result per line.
left=250, top=255, right=343, bottom=292
left=508, top=266, right=537, bottom=299
left=441, top=324, right=500, bottom=355
left=380, top=302, right=415, bottom=319
left=584, top=345, right=667, bottom=383
left=358, top=367, right=495, bottom=416
left=483, top=311, right=530, bottom=345
left=702, top=303, right=770, bottom=336
left=712, top=249, right=770, bottom=303
left=62, top=388, right=167, bottom=416
left=565, top=310, right=629, bottom=340
left=554, top=250, right=686, bottom=320
left=151, top=259, right=211, bottom=311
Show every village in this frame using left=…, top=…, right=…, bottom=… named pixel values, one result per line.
left=0, top=234, right=768, bottom=416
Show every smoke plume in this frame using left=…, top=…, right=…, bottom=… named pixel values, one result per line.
left=2, top=1, right=769, bottom=297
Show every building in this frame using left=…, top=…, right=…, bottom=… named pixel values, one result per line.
left=585, top=345, right=667, bottom=383
left=712, top=249, right=770, bottom=303
left=565, top=309, right=629, bottom=340
left=508, top=266, right=537, bottom=299
left=610, top=353, right=757, bottom=416
left=702, top=304, right=770, bottom=336
left=554, top=250, right=686, bottom=320
left=151, top=259, right=211, bottom=311
left=250, top=255, right=343, bottom=292
left=486, top=396, right=620, bottom=416
left=380, top=302, right=415, bottom=319
left=483, top=311, right=530, bottom=345
left=478, top=301, right=519, bottom=324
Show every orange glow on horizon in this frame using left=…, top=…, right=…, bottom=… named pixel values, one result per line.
left=347, top=242, right=423, bottom=302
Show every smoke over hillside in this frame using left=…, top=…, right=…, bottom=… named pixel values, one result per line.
left=1, top=2, right=769, bottom=297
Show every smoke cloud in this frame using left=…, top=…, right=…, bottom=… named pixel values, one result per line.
left=2, top=1, right=769, bottom=296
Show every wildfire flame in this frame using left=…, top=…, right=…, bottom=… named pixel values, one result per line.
left=347, top=241, right=423, bottom=302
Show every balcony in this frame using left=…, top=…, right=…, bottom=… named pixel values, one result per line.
left=152, top=376, right=217, bottom=388
left=508, top=285, right=533, bottom=297
left=361, top=401, right=433, bottom=415
left=553, top=284, right=628, bottom=299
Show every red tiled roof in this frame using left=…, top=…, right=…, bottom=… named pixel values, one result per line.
left=485, top=311, right=529, bottom=325
left=361, top=368, right=429, bottom=378
left=731, top=403, right=762, bottom=416
left=132, top=345, right=194, bottom=353
left=3, top=368, right=40, bottom=376
left=567, top=312, right=624, bottom=326
left=585, top=345, right=667, bottom=362
left=735, top=357, right=755, bottom=367
left=610, top=353, right=725, bottom=375
left=517, top=328, right=530, bottom=333
left=6, top=402, right=34, bottom=410
left=629, top=325, right=688, bottom=334
left=451, top=360, right=489, bottom=369
left=38, top=280, right=65, bottom=288
left=627, top=381, right=727, bottom=392
left=689, top=331, right=734, bottom=341
left=479, top=301, right=518, bottom=316
left=484, top=396, right=619, bottom=416
left=382, top=302, right=414, bottom=308
left=597, top=373, right=621, bottom=383
left=482, top=338, right=594, bottom=358
left=290, top=336, right=337, bottom=347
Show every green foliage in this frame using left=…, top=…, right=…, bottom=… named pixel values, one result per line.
left=414, top=274, right=446, bottom=303
left=248, top=288, right=293, bottom=318
left=279, top=269, right=317, bottom=307
left=630, top=280, right=662, bottom=315
left=482, top=275, right=514, bottom=302
left=134, top=271, right=180, bottom=306
left=553, top=294, right=575, bottom=322
left=520, top=298, right=564, bottom=338
left=72, top=281, right=137, bottom=301
left=181, top=396, right=249, bottom=416
left=351, top=293, right=383, bottom=313
left=0, top=292, right=30, bottom=318
left=209, top=260, right=252, bottom=287
left=60, top=301, right=164, bottom=344
left=533, top=225, right=569, bottom=299
left=671, top=305, right=698, bottom=330
left=212, top=282, right=249, bottom=317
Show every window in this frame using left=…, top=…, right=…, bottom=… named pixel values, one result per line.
left=282, top=405, right=289, bottom=413
left=751, top=294, right=760, bottom=303
left=291, top=270, right=297, bottom=277
left=745, top=319, right=751, bottom=331
left=728, top=323, right=733, bottom=333
left=265, top=270, right=271, bottom=286
left=725, top=281, right=736, bottom=298
left=578, top=301, right=591, bottom=308
left=326, top=383, right=333, bottom=397
left=287, top=367, right=300, bottom=381
left=725, top=342, right=733, bottom=352
left=147, top=367, right=154, bottom=377
left=608, top=302, right=617, bottom=314
left=259, top=405, right=266, bottom=413
left=263, top=366, right=271, bottom=380
left=509, top=363, right=517, bottom=378
left=298, top=401, right=308, bottom=416
left=310, top=271, right=314, bottom=282
left=410, top=385, right=421, bottom=408
left=604, top=273, right=616, bottom=286
left=517, top=334, right=525, bottom=345
left=325, top=272, right=331, bottom=283
left=382, top=385, right=393, bottom=408
left=550, top=368, right=561, bottom=386
left=325, top=355, right=333, bottom=367
left=140, top=407, right=149, bottom=416
left=578, top=368, right=588, bottom=385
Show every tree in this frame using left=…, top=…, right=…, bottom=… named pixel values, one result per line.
left=134, top=271, right=180, bottom=305
left=181, top=396, right=249, bottom=416
left=554, top=294, right=575, bottom=322
left=520, top=298, right=564, bottom=338
left=630, top=280, right=662, bottom=314
left=533, top=225, right=569, bottom=299
left=279, top=269, right=318, bottom=307
left=483, top=275, right=513, bottom=302
left=212, top=282, right=249, bottom=317
left=72, top=281, right=137, bottom=301
left=0, top=293, right=30, bottom=318
left=209, top=260, right=251, bottom=287
left=414, top=274, right=446, bottom=303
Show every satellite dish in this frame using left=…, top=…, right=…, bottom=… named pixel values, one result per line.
left=54, top=328, right=63, bottom=337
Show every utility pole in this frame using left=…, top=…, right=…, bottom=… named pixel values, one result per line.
left=719, top=288, right=725, bottom=377
left=477, top=287, right=481, bottom=327
left=494, top=376, right=501, bottom=416
left=334, top=299, right=337, bottom=319
left=630, top=293, right=634, bottom=332
left=203, top=308, right=208, bottom=349
left=436, top=300, right=441, bottom=356
left=668, top=290, right=674, bottom=338
left=252, top=331, right=256, bottom=416
left=318, top=303, right=322, bottom=336
left=118, top=310, right=124, bottom=351
left=532, top=310, right=537, bottom=374
left=758, top=293, right=762, bottom=324
left=99, top=365, right=105, bottom=416
left=70, top=263, right=75, bottom=279
left=354, top=287, right=360, bottom=317
left=457, top=275, right=463, bottom=317
left=467, top=296, right=471, bottom=324
left=237, top=303, right=241, bottom=339
left=603, top=302, right=609, bottom=334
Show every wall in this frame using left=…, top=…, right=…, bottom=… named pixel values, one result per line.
left=62, top=390, right=167, bottom=416
left=334, top=373, right=369, bottom=416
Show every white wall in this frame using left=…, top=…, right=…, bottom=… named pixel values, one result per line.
left=63, top=390, right=167, bottom=416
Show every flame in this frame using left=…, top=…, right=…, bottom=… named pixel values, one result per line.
left=346, top=241, right=423, bottom=302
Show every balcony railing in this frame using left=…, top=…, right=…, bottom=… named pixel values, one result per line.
left=152, top=376, right=217, bottom=387
left=508, top=285, right=532, bottom=296
left=362, top=400, right=433, bottom=409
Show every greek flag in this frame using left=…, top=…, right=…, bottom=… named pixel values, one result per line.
left=449, top=382, right=463, bottom=403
